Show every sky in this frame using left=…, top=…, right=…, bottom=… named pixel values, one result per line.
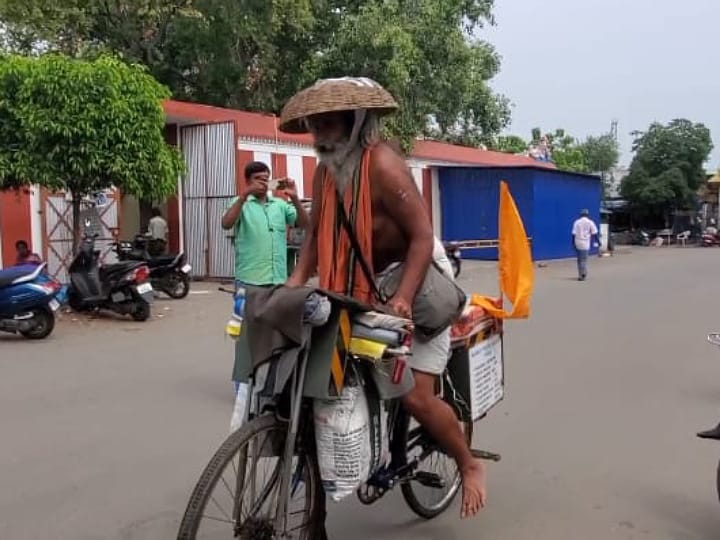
left=483, top=0, right=720, bottom=168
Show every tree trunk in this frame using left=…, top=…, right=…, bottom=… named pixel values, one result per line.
left=139, top=199, right=154, bottom=234
left=72, top=192, right=82, bottom=254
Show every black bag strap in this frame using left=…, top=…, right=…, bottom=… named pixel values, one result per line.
left=336, top=201, right=387, bottom=303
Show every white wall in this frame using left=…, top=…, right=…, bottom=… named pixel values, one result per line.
left=287, top=155, right=305, bottom=198
left=30, top=186, right=43, bottom=256
left=253, top=151, right=273, bottom=175
left=237, top=140, right=317, bottom=159
left=410, top=167, right=423, bottom=194
left=431, top=168, right=442, bottom=238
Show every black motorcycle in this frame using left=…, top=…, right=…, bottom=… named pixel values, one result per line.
left=114, top=234, right=192, bottom=299
left=697, top=333, right=720, bottom=504
left=631, top=229, right=651, bottom=246
left=67, top=232, right=154, bottom=321
left=444, top=241, right=462, bottom=278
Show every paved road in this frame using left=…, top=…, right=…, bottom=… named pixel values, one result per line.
left=1, top=249, right=720, bottom=539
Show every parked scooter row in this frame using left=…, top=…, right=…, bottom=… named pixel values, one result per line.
left=0, top=226, right=162, bottom=340
left=113, top=234, right=192, bottom=299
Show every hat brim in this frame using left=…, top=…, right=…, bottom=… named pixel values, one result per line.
left=279, top=78, right=398, bottom=134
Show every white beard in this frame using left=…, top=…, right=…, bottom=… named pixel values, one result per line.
left=317, top=143, right=364, bottom=196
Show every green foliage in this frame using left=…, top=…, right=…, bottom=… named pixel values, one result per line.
left=551, top=134, right=589, bottom=173
left=0, top=54, right=184, bottom=244
left=0, top=0, right=510, bottom=150
left=582, top=134, right=619, bottom=175
left=530, top=128, right=589, bottom=173
left=492, top=135, right=527, bottom=154
left=581, top=133, right=619, bottom=198
left=527, top=128, right=619, bottom=176
left=621, top=119, right=713, bottom=218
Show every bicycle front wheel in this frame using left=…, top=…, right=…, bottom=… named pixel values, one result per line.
left=177, top=414, right=325, bottom=539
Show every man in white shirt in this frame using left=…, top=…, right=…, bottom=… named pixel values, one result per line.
left=572, top=209, right=599, bottom=281
left=147, top=207, right=169, bottom=255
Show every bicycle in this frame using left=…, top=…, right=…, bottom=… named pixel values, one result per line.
left=177, top=293, right=501, bottom=539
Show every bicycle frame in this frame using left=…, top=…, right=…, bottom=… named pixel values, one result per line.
left=275, top=342, right=312, bottom=533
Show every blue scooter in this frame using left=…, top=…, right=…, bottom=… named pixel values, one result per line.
left=0, top=263, right=62, bottom=339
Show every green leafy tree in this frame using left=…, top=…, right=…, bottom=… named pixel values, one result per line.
left=0, top=0, right=510, bottom=150
left=552, top=137, right=589, bottom=172
left=0, top=0, right=202, bottom=56
left=621, top=119, right=713, bottom=223
left=580, top=134, right=619, bottom=196
left=582, top=134, right=619, bottom=175
left=492, top=135, right=527, bottom=154
left=0, top=54, right=184, bottom=249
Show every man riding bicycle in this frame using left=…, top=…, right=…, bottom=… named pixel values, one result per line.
left=282, top=77, right=487, bottom=518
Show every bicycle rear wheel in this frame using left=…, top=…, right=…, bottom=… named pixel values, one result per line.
left=177, top=414, right=325, bottom=539
left=397, top=408, right=473, bottom=519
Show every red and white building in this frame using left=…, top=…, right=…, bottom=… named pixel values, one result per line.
left=0, top=100, right=550, bottom=278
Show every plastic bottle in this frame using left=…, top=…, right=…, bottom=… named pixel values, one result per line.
left=225, top=286, right=246, bottom=339
left=230, top=381, right=249, bottom=432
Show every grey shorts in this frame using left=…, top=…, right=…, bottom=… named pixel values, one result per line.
left=378, top=240, right=455, bottom=376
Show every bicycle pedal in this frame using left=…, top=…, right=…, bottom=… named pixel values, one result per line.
left=471, top=448, right=502, bottom=462
left=356, top=483, right=387, bottom=505
left=413, top=471, right=445, bottom=489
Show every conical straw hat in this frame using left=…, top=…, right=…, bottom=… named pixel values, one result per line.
left=279, top=77, right=398, bottom=134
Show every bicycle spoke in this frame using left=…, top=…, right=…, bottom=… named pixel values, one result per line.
left=238, top=433, right=271, bottom=503
left=201, top=514, right=236, bottom=525
left=209, top=494, right=233, bottom=523
left=238, top=440, right=281, bottom=520
left=219, top=472, right=236, bottom=503
left=242, top=462, right=281, bottom=521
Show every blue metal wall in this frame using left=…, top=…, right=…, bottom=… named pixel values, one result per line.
left=531, top=169, right=602, bottom=260
left=439, top=166, right=601, bottom=261
left=439, top=167, right=535, bottom=260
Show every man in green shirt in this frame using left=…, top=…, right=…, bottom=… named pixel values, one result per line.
left=222, top=161, right=309, bottom=286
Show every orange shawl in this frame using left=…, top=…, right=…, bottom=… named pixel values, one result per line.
left=318, top=150, right=375, bottom=304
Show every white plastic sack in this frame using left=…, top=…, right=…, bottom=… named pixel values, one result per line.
left=230, top=382, right=249, bottom=433
left=314, top=385, right=372, bottom=502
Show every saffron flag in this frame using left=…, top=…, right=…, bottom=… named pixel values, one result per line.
left=471, top=181, right=535, bottom=319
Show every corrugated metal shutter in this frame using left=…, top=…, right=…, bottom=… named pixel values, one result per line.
left=183, top=198, right=207, bottom=277
left=181, top=122, right=237, bottom=278
left=208, top=198, right=235, bottom=277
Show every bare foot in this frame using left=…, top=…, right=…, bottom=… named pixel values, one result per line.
left=460, top=459, right=487, bottom=518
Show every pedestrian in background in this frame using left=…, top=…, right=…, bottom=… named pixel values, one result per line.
left=15, top=240, right=42, bottom=266
left=147, top=207, right=168, bottom=256
left=572, top=209, right=599, bottom=281
left=221, top=161, right=309, bottom=288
